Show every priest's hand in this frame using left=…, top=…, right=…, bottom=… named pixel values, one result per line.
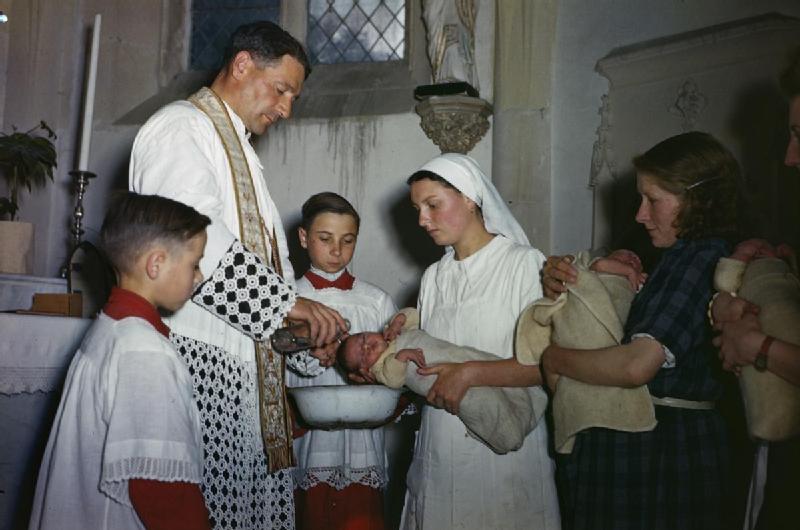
left=288, top=297, right=347, bottom=347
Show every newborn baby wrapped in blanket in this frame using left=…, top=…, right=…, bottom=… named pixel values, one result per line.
left=714, top=246, right=800, bottom=441
left=338, top=307, right=547, bottom=454
left=516, top=251, right=657, bottom=454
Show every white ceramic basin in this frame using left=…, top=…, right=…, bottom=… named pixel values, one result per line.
left=288, top=385, right=402, bottom=430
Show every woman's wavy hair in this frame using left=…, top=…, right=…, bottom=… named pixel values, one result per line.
left=633, top=131, right=739, bottom=240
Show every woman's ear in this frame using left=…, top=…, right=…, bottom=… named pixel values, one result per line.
left=464, top=196, right=480, bottom=217
left=298, top=227, right=308, bottom=249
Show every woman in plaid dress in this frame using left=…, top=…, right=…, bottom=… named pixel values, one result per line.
left=541, top=131, right=739, bottom=530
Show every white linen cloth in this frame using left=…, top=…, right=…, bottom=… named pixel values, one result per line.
left=400, top=235, right=560, bottom=530
left=0, top=313, right=91, bottom=394
left=28, top=313, right=203, bottom=530
left=0, top=274, right=69, bottom=312
left=286, top=271, right=397, bottom=490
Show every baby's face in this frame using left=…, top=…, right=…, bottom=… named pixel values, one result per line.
left=341, top=332, right=388, bottom=373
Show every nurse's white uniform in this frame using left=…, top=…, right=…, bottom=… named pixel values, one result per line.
left=400, top=154, right=560, bottom=530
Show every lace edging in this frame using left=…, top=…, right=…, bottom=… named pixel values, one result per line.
left=292, top=465, right=387, bottom=491
left=100, top=457, right=203, bottom=506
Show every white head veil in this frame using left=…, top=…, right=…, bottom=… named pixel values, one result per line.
left=417, top=153, right=530, bottom=247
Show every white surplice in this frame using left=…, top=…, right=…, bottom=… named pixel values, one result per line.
left=286, top=273, right=397, bottom=490
left=401, top=235, right=561, bottom=530
left=28, top=314, right=203, bottom=530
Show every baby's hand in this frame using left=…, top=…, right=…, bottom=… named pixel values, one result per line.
left=347, top=368, right=378, bottom=385
left=383, top=312, right=407, bottom=342
left=396, top=348, right=426, bottom=368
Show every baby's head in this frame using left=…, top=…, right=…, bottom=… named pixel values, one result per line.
left=338, top=332, right=389, bottom=374
left=605, top=249, right=643, bottom=273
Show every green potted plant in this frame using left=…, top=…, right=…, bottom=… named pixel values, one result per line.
left=0, top=121, right=57, bottom=274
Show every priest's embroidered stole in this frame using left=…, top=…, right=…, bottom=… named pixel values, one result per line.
left=189, top=87, right=294, bottom=471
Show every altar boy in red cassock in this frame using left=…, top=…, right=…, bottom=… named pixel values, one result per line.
left=29, top=192, right=211, bottom=530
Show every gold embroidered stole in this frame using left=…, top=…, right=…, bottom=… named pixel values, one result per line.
left=189, top=87, right=294, bottom=471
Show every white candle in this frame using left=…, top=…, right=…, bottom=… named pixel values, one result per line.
left=77, top=14, right=101, bottom=172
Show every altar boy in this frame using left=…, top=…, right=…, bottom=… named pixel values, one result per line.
left=29, top=192, right=212, bottom=530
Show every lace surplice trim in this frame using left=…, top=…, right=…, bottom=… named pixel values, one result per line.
left=100, top=457, right=203, bottom=507
left=292, top=465, right=387, bottom=491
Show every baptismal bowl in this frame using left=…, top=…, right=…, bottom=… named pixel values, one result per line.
left=288, top=385, right=402, bottom=430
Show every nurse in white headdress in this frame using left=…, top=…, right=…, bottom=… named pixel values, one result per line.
left=400, top=153, right=560, bottom=530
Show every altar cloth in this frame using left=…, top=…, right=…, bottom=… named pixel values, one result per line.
left=0, top=312, right=91, bottom=530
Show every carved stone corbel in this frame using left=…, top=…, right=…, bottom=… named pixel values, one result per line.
left=415, top=95, right=492, bottom=154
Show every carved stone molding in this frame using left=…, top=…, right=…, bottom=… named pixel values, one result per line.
left=668, top=77, right=708, bottom=131
left=589, top=94, right=615, bottom=188
left=415, top=95, right=493, bottom=154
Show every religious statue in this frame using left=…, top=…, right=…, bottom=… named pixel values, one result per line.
left=423, top=0, right=479, bottom=93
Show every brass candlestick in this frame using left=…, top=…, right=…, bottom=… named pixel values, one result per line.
left=68, top=170, right=96, bottom=249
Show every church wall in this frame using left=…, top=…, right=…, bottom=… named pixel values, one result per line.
left=550, top=0, right=800, bottom=255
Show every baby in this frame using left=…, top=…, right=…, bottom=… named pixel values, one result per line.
left=589, top=249, right=647, bottom=291
left=519, top=248, right=656, bottom=454
left=338, top=308, right=544, bottom=455
left=714, top=239, right=800, bottom=441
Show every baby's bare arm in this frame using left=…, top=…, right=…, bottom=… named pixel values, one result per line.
left=383, top=312, right=407, bottom=342
left=395, top=348, right=426, bottom=368
left=591, top=254, right=646, bottom=291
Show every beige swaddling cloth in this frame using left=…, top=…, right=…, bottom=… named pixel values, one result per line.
left=516, top=253, right=657, bottom=454
left=370, top=308, right=545, bottom=454
left=714, top=257, right=800, bottom=441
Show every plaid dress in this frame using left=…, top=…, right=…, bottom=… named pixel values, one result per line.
left=557, top=238, right=730, bottom=530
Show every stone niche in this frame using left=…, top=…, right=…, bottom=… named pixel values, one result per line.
left=591, top=13, right=800, bottom=267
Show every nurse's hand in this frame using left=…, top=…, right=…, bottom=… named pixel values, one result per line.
left=347, top=368, right=377, bottom=385
left=417, top=362, right=474, bottom=415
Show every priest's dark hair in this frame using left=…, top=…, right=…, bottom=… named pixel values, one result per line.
left=300, top=191, right=360, bottom=232
left=100, top=192, right=210, bottom=275
left=222, top=20, right=311, bottom=79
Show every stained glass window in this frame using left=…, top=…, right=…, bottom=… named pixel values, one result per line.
left=190, top=0, right=281, bottom=71
left=307, top=0, right=405, bottom=65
